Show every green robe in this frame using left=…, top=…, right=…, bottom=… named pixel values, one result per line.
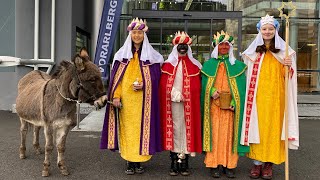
left=201, top=56, right=249, bottom=156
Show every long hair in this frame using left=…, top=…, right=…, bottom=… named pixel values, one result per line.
left=131, top=41, right=143, bottom=54
left=255, top=37, right=280, bottom=54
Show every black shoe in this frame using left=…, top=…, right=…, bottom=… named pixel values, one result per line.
left=211, top=167, right=221, bottom=178
left=180, top=164, right=190, bottom=176
left=180, top=155, right=190, bottom=176
left=134, top=162, right=145, bottom=174
left=169, top=168, right=179, bottom=176
left=180, top=169, right=190, bottom=176
left=125, top=161, right=135, bottom=175
left=225, top=168, right=236, bottom=178
left=169, top=152, right=179, bottom=176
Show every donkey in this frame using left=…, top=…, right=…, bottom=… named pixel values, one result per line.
left=16, top=55, right=105, bottom=177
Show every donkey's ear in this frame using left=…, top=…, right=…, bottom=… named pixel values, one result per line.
left=81, top=55, right=91, bottom=62
left=72, top=55, right=85, bottom=71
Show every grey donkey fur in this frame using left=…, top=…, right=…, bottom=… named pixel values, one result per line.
left=16, top=55, right=105, bottom=177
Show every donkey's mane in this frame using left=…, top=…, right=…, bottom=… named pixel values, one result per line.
left=52, top=60, right=73, bottom=79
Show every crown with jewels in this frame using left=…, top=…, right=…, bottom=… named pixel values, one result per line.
left=256, top=14, right=280, bottom=31
left=172, top=31, right=192, bottom=45
left=212, top=30, right=234, bottom=47
left=127, top=17, right=148, bottom=32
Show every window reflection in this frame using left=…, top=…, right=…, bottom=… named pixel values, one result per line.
left=119, top=0, right=320, bottom=92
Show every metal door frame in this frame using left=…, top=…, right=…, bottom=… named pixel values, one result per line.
left=132, top=10, right=243, bottom=57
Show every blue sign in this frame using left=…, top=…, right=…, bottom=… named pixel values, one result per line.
left=94, top=0, right=123, bottom=79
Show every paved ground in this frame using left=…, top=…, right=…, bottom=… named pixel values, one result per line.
left=1, top=107, right=320, bottom=180
left=297, top=94, right=320, bottom=119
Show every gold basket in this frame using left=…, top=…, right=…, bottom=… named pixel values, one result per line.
left=213, top=92, right=232, bottom=109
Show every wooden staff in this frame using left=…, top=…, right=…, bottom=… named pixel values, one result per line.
left=278, top=2, right=296, bottom=180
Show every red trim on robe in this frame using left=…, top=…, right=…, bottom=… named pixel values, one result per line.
left=159, top=57, right=202, bottom=153
left=290, top=67, right=294, bottom=79
left=244, top=54, right=262, bottom=146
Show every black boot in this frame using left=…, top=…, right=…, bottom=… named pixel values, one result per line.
left=224, top=167, right=236, bottom=178
left=169, top=152, right=179, bottom=176
left=211, top=166, right=221, bottom=178
left=125, top=161, right=135, bottom=175
left=134, top=162, right=145, bottom=174
left=180, top=154, right=190, bottom=176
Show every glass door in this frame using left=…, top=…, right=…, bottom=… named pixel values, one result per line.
left=187, top=19, right=211, bottom=64
left=132, top=10, right=242, bottom=63
left=161, top=19, right=185, bottom=59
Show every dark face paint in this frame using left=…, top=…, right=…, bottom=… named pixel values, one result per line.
left=177, top=44, right=188, bottom=55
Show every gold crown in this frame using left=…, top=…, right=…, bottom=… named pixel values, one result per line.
left=127, top=17, right=148, bottom=32
left=212, top=30, right=234, bottom=47
left=172, top=31, right=192, bottom=45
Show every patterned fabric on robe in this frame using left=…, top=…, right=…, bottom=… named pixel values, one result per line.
left=100, top=51, right=162, bottom=161
left=247, top=50, right=285, bottom=164
left=201, top=56, right=249, bottom=157
left=114, top=52, right=150, bottom=162
left=204, top=62, right=239, bottom=168
left=171, top=61, right=191, bottom=154
left=160, top=55, right=202, bottom=153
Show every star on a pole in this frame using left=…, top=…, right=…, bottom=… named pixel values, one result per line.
left=278, top=1, right=297, bottom=19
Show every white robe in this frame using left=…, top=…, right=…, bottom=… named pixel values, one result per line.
left=171, top=61, right=190, bottom=154
left=240, top=48, right=299, bottom=150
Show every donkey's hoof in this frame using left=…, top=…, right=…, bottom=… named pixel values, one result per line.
left=60, top=169, right=70, bottom=176
left=19, top=154, right=26, bottom=159
left=19, top=147, right=26, bottom=159
left=42, top=170, right=50, bottom=177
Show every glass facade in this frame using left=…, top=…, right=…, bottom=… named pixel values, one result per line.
left=0, top=0, right=15, bottom=56
left=75, top=27, right=91, bottom=54
left=0, top=0, right=15, bottom=72
left=117, top=0, right=320, bottom=93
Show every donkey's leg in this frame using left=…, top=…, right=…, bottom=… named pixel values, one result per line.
left=42, top=125, right=54, bottom=177
left=19, top=118, right=28, bottom=159
left=55, top=125, right=71, bottom=176
left=33, top=125, right=42, bottom=155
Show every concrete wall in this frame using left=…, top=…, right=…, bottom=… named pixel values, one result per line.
left=54, top=0, right=73, bottom=64
left=0, top=0, right=94, bottom=110
left=0, top=0, right=16, bottom=110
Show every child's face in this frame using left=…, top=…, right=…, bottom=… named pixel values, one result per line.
left=131, top=30, right=144, bottom=46
left=218, top=42, right=230, bottom=55
left=261, top=24, right=276, bottom=41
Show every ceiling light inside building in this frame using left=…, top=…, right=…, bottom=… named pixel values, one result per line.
left=307, top=43, right=316, bottom=46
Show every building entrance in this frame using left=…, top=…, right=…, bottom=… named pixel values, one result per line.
left=132, top=10, right=242, bottom=63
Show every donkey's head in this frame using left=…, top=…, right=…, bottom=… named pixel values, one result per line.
left=69, top=55, right=104, bottom=104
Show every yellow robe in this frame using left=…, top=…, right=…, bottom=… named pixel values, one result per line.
left=204, top=63, right=238, bottom=168
left=114, top=52, right=152, bottom=162
left=247, top=50, right=285, bottom=164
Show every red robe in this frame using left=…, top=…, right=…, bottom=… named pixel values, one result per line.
left=159, top=56, right=202, bottom=153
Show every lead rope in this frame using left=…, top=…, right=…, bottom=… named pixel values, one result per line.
left=56, top=84, right=82, bottom=129
left=56, top=84, right=81, bottom=104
